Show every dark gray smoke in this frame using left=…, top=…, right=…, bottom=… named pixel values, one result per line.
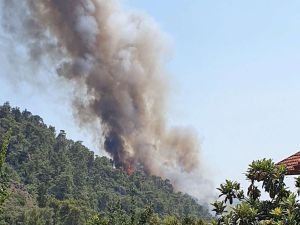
left=1, top=0, right=212, bottom=199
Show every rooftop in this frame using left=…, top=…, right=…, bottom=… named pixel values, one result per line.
left=277, top=151, right=300, bottom=175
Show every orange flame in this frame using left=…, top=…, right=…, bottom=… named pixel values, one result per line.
left=125, top=163, right=135, bottom=175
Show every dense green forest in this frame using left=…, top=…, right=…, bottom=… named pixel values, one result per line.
left=0, top=102, right=210, bottom=224
left=2, top=102, right=300, bottom=224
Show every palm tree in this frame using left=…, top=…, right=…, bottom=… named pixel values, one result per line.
left=217, top=180, right=241, bottom=204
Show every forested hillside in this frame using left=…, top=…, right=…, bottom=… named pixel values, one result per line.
left=0, top=102, right=210, bottom=224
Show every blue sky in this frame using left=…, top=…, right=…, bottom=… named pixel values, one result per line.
left=1, top=0, right=300, bottom=190
left=125, top=0, right=300, bottom=186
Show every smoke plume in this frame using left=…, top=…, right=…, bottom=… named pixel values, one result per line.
left=1, top=0, right=212, bottom=199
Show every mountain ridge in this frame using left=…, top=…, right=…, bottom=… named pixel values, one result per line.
left=0, top=102, right=210, bottom=224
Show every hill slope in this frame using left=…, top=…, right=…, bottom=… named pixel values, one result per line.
left=0, top=102, right=210, bottom=224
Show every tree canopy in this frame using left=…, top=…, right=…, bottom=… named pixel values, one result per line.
left=0, top=102, right=210, bottom=225
left=212, top=158, right=300, bottom=225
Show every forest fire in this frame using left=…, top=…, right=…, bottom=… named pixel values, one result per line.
left=125, top=162, right=135, bottom=176
left=1, top=0, right=210, bottom=199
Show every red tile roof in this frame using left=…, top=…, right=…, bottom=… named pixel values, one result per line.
left=277, top=151, right=300, bottom=175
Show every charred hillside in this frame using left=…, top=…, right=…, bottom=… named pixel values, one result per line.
left=0, top=102, right=210, bottom=224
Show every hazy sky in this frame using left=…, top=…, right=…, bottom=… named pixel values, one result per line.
left=1, top=0, right=300, bottom=190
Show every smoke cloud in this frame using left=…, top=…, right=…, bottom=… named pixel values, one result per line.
left=1, top=0, right=212, bottom=199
